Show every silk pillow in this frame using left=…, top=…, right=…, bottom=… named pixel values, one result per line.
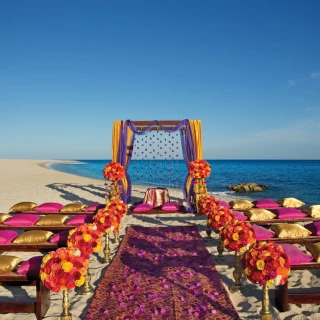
left=17, top=256, right=43, bottom=276
left=273, top=207, right=307, bottom=219
left=34, top=202, right=64, bottom=213
left=0, top=230, right=19, bottom=244
left=36, top=214, right=69, bottom=226
left=280, top=244, right=314, bottom=264
left=60, top=203, right=87, bottom=213
left=252, top=225, right=275, bottom=240
left=232, top=210, right=248, bottom=221
left=161, top=202, right=180, bottom=212
left=229, top=200, right=254, bottom=210
left=252, top=199, right=280, bottom=209
left=244, top=209, right=276, bottom=221
left=133, top=203, right=153, bottom=212
left=305, top=242, right=320, bottom=263
left=0, top=255, right=22, bottom=274
left=50, top=230, right=70, bottom=246
left=13, top=230, right=54, bottom=244
left=217, top=200, right=230, bottom=209
left=9, top=202, right=38, bottom=212
left=276, top=197, right=305, bottom=208
left=84, top=203, right=105, bottom=213
left=270, top=224, right=312, bottom=238
left=304, top=222, right=320, bottom=236
left=3, top=214, right=40, bottom=226
left=66, top=214, right=94, bottom=226
left=302, top=205, right=320, bottom=218
left=0, top=213, right=11, bottom=223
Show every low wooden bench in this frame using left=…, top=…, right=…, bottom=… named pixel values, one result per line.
left=0, top=271, right=50, bottom=319
left=10, top=210, right=95, bottom=215
left=0, top=224, right=75, bottom=232
left=0, top=242, right=58, bottom=252
left=275, top=262, right=320, bottom=311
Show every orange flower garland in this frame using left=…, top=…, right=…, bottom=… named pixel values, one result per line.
left=188, top=159, right=211, bottom=179
left=103, top=162, right=125, bottom=181
left=67, top=223, right=103, bottom=258
left=207, top=207, right=234, bottom=231
left=198, top=195, right=219, bottom=215
left=242, top=241, right=290, bottom=286
left=106, top=199, right=127, bottom=231
left=93, top=207, right=114, bottom=233
left=220, top=220, right=256, bottom=253
left=40, top=247, right=88, bottom=292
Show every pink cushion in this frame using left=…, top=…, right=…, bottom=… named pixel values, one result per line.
left=304, top=222, right=320, bottom=236
left=252, top=199, right=280, bottom=209
left=273, top=207, right=307, bottom=219
left=133, top=203, right=153, bottom=212
left=50, top=230, right=70, bottom=246
left=66, top=215, right=93, bottom=226
left=252, top=225, right=275, bottom=240
left=280, top=244, right=314, bottom=264
left=17, top=256, right=43, bottom=276
left=217, top=200, right=230, bottom=209
left=0, top=230, right=19, bottom=244
left=232, top=210, right=248, bottom=221
left=161, top=202, right=180, bottom=212
left=84, top=203, right=105, bottom=213
left=3, top=214, right=40, bottom=226
left=34, top=202, right=64, bottom=213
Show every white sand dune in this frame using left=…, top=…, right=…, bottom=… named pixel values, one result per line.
left=0, top=159, right=319, bottom=320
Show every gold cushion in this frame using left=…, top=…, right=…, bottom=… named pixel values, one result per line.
left=0, top=255, right=22, bottom=274
left=302, top=205, right=320, bottom=218
left=13, top=230, right=54, bottom=244
left=36, top=214, right=69, bottom=226
left=229, top=200, right=254, bottom=210
left=305, top=242, right=320, bottom=262
left=0, top=213, right=11, bottom=223
left=9, top=202, right=38, bottom=212
left=276, top=197, right=305, bottom=208
left=60, top=203, right=87, bottom=213
left=270, top=224, right=312, bottom=238
left=244, top=209, right=276, bottom=221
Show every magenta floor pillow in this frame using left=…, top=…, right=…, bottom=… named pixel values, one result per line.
left=217, top=200, right=230, bottom=209
left=280, top=244, right=314, bottom=264
left=66, top=215, right=94, bottom=226
left=304, top=222, right=320, bottom=236
left=50, top=230, right=70, bottom=246
left=17, top=256, right=43, bottom=276
left=85, top=203, right=105, bottom=212
left=34, top=202, right=64, bottom=213
left=274, top=207, right=307, bottom=219
left=252, top=199, right=280, bottom=208
left=232, top=210, right=248, bottom=221
left=0, top=230, right=19, bottom=244
left=133, top=203, right=153, bottom=212
left=161, top=202, right=180, bottom=212
left=252, top=225, right=275, bottom=240
left=3, top=214, right=40, bottom=226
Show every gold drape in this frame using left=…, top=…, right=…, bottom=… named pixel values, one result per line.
left=112, top=121, right=121, bottom=162
left=189, top=120, right=203, bottom=160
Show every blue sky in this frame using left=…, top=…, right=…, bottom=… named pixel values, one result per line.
left=0, top=1, right=319, bottom=160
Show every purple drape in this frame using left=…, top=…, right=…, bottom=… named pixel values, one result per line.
left=117, top=120, right=196, bottom=212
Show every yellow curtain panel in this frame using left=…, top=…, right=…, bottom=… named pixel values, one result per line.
left=189, top=120, right=203, bottom=160
left=112, top=120, right=121, bottom=162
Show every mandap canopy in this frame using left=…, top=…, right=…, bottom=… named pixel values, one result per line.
left=112, top=120, right=203, bottom=212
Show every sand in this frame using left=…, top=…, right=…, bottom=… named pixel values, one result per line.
left=0, top=159, right=319, bottom=320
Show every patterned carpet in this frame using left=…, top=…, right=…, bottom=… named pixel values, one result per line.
left=85, top=225, right=240, bottom=320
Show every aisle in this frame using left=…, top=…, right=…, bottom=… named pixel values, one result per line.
left=85, top=225, right=239, bottom=320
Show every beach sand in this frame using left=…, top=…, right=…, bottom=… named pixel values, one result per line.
left=0, top=159, right=319, bottom=320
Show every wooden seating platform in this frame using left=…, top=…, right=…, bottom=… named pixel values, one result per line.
left=0, top=271, right=50, bottom=320
left=10, top=210, right=95, bottom=215
left=0, top=224, right=75, bottom=231
left=0, top=242, right=58, bottom=252
left=275, top=262, right=320, bottom=311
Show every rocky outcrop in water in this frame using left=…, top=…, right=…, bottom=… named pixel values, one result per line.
left=227, top=183, right=268, bottom=192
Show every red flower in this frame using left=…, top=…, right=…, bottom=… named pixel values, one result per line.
left=207, top=207, right=234, bottom=231
left=188, top=160, right=211, bottom=179
left=103, top=162, right=125, bottom=181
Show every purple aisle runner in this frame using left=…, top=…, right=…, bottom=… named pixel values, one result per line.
left=85, top=225, right=240, bottom=320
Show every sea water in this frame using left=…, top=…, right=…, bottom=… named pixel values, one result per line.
left=47, top=160, right=320, bottom=206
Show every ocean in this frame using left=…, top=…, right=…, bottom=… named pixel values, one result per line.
left=47, top=160, right=320, bottom=206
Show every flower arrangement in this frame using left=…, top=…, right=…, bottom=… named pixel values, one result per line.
left=242, top=241, right=290, bottom=286
left=103, top=161, right=125, bottom=181
left=220, top=220, right=256, bottom=253
left=40, top=247, right=89, bottom=292
left=188, top=159, right=211, bottom=179
left=198, top=195, right=219, bottom=215
left=93, top=207, right=114, bottom=233
left=207, top=207, right=234, bottom=230
left=67, top=223, right=103, bottom=258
